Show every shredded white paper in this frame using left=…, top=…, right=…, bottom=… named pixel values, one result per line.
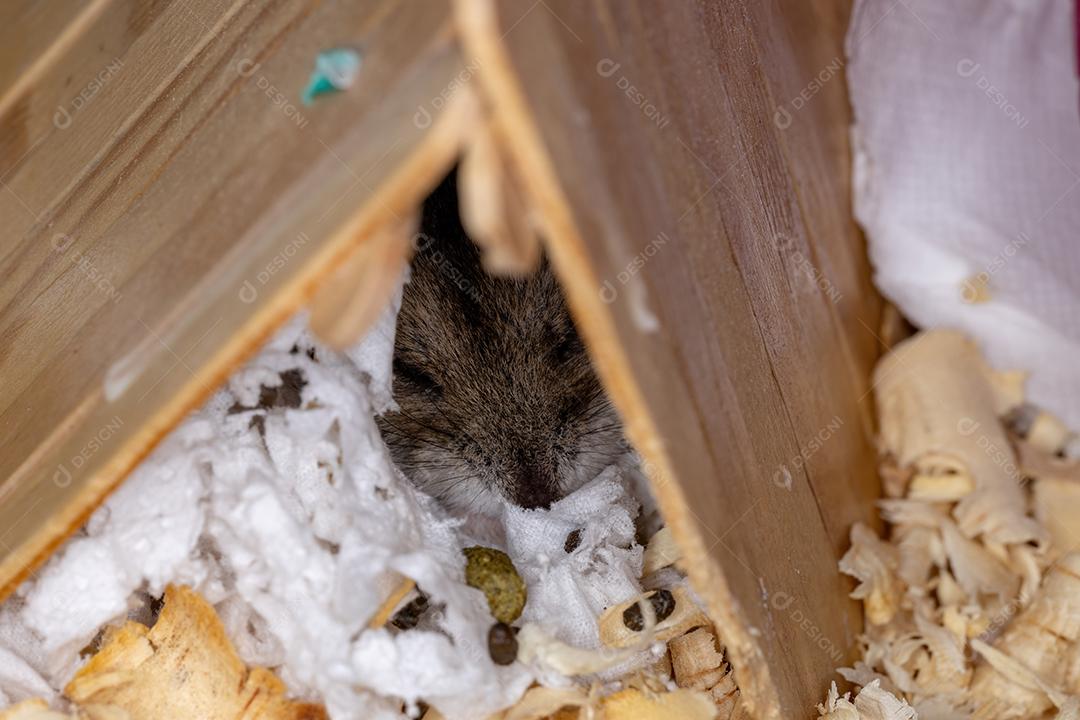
left=0, top=287, right=653, bottom=719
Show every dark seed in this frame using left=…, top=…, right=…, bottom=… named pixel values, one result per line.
left=228, top=368, right=307, bottom=415
left=257, top=368, right=306, bottom=409
left=564, top=529, right=582, bottom=553
left=622, top=589, right=676, bottom=632
left=391, top=593, right=429, bottom=630
left=488, top=621, right=518, bottom=665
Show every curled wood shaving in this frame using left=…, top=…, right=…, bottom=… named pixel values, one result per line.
left=498, top=685, right=590, bottom=720
left=597, top=587, right=709, bottom=649
left=515, top=623, right=642, bottom=676
left=1027, top=411, right=1073, bottom=456
left=0, top=700, right=72, bottom=720
left=65, top=585, right=326, bottom=720
left=823, top=330, right=1080, bottom=718
left=968, top=555, right=1080, bottom=718
left=601, top=688, right=718, bottom=720
left=839, top=523, right=901, bottom=626
left=669, top=627, right=726, bottom=691
left=2, top=587, right=325, bottom=720
left=1032, top=473, right=1080, bottom=563
left=874, top=331, right=1043, bottom=545
left=817, top=681, right=916, bottom=720
left=642, top=527, right=681, bottom=576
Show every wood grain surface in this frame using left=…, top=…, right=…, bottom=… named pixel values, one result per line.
left=0, top=0, right=467, bottom=599
left=459, top=1, right=883, bottom=716
left=0, top=1, right=882, bottom=717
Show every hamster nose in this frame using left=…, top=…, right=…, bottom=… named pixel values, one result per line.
left=514, top=482, right=557, bottom=510
left=510, top=457, right=559, bottom=509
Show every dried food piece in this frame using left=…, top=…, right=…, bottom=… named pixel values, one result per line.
left=464, top=546, right=527, bottom=624
left=488, top=622, right=519, bottom=666
left=229, top=369, right=307, bottom=413
left=622, top=589, right=675, bottom=631
left=563, top=529, right=582, bottom=553
left=500, top=686, right=589, bottom=720
left=391, top=592, right=430, bottom=631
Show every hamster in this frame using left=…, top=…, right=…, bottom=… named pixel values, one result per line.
left=376, top=169, right=627, bottom=513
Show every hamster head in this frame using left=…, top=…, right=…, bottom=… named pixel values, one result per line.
left=376, top=171, right=626, bottom=514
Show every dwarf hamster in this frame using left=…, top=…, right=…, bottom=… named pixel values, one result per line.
left=377, top=170, right=627, bottom=513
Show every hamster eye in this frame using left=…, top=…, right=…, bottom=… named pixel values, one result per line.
left=393, top=360, right=443, bottom=397
left=552, top=333, right=584, bottom=364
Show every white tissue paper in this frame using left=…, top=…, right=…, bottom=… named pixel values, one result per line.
left=846, top=0, right=1080, bottom=430
left=0, top=280, right=654, bottom=718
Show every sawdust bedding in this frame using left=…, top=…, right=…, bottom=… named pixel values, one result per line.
left=818, top=330, right=1080, bottom=720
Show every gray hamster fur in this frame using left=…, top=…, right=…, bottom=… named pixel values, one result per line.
left=376, top=170, right=627, bottom=513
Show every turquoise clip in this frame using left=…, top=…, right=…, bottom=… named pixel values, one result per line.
left=301, top=48, right=362, bottom=105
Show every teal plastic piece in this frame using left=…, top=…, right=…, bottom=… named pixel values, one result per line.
left=302, top=48, right=362, bottom=105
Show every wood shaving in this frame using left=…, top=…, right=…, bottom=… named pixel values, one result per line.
left=1, top=586, right=326, bottom=720
left=508, top=527, right=742, bottom=719
left=669, top=627, right=726, bottom=691
left=1026, top=410, right=1073, bottom=456
left=641, top=527, right=681, bottom=576
left=597, top=587, right=709, bottom=649
left=821, top=330, right=1080, bottom=718
left=600, top=688, right=718, bottom=720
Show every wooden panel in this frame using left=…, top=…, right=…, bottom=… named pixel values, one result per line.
left=0, top=0, right=465, bottom=598
left=0, top=0, right=99, bottom=102
left=460, top=1, right=882, bottom=716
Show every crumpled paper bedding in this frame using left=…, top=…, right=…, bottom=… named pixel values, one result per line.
left=846, top=0, right=1080, bottom=432
left=0, top=291, right=652, bottom=719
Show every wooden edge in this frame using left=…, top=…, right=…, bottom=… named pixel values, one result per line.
left=0, top=81, right=476, bottom=602
left=309, top=212, right=418, bottom=350
left=0, top=0, right=112, bottom=119
left=452, top=0, right=781, bottom=717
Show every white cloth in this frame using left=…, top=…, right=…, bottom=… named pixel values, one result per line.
left=847, top=0, right=1080, bottom=429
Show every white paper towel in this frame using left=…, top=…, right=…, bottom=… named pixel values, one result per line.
left=847, top=0, right=1080, bottom=430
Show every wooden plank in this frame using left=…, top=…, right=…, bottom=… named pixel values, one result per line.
left=0, top=0, right=467, bottom=599
left=0, top=0, right=99, bottom=102
left=458, top=1, right=882, bottom=716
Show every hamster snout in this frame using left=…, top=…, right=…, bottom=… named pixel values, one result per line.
left=376, top=171, right=627, bottom=513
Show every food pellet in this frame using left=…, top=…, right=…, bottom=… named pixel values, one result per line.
left=622, top=589, right=676, bottom=631
left=390, top=593, right=429, bottom=630
left=488, top=622, right=518, bottom=665
left=564, top=528, right=582, bottom=553
left=463, top=546, right=527, bottom=623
